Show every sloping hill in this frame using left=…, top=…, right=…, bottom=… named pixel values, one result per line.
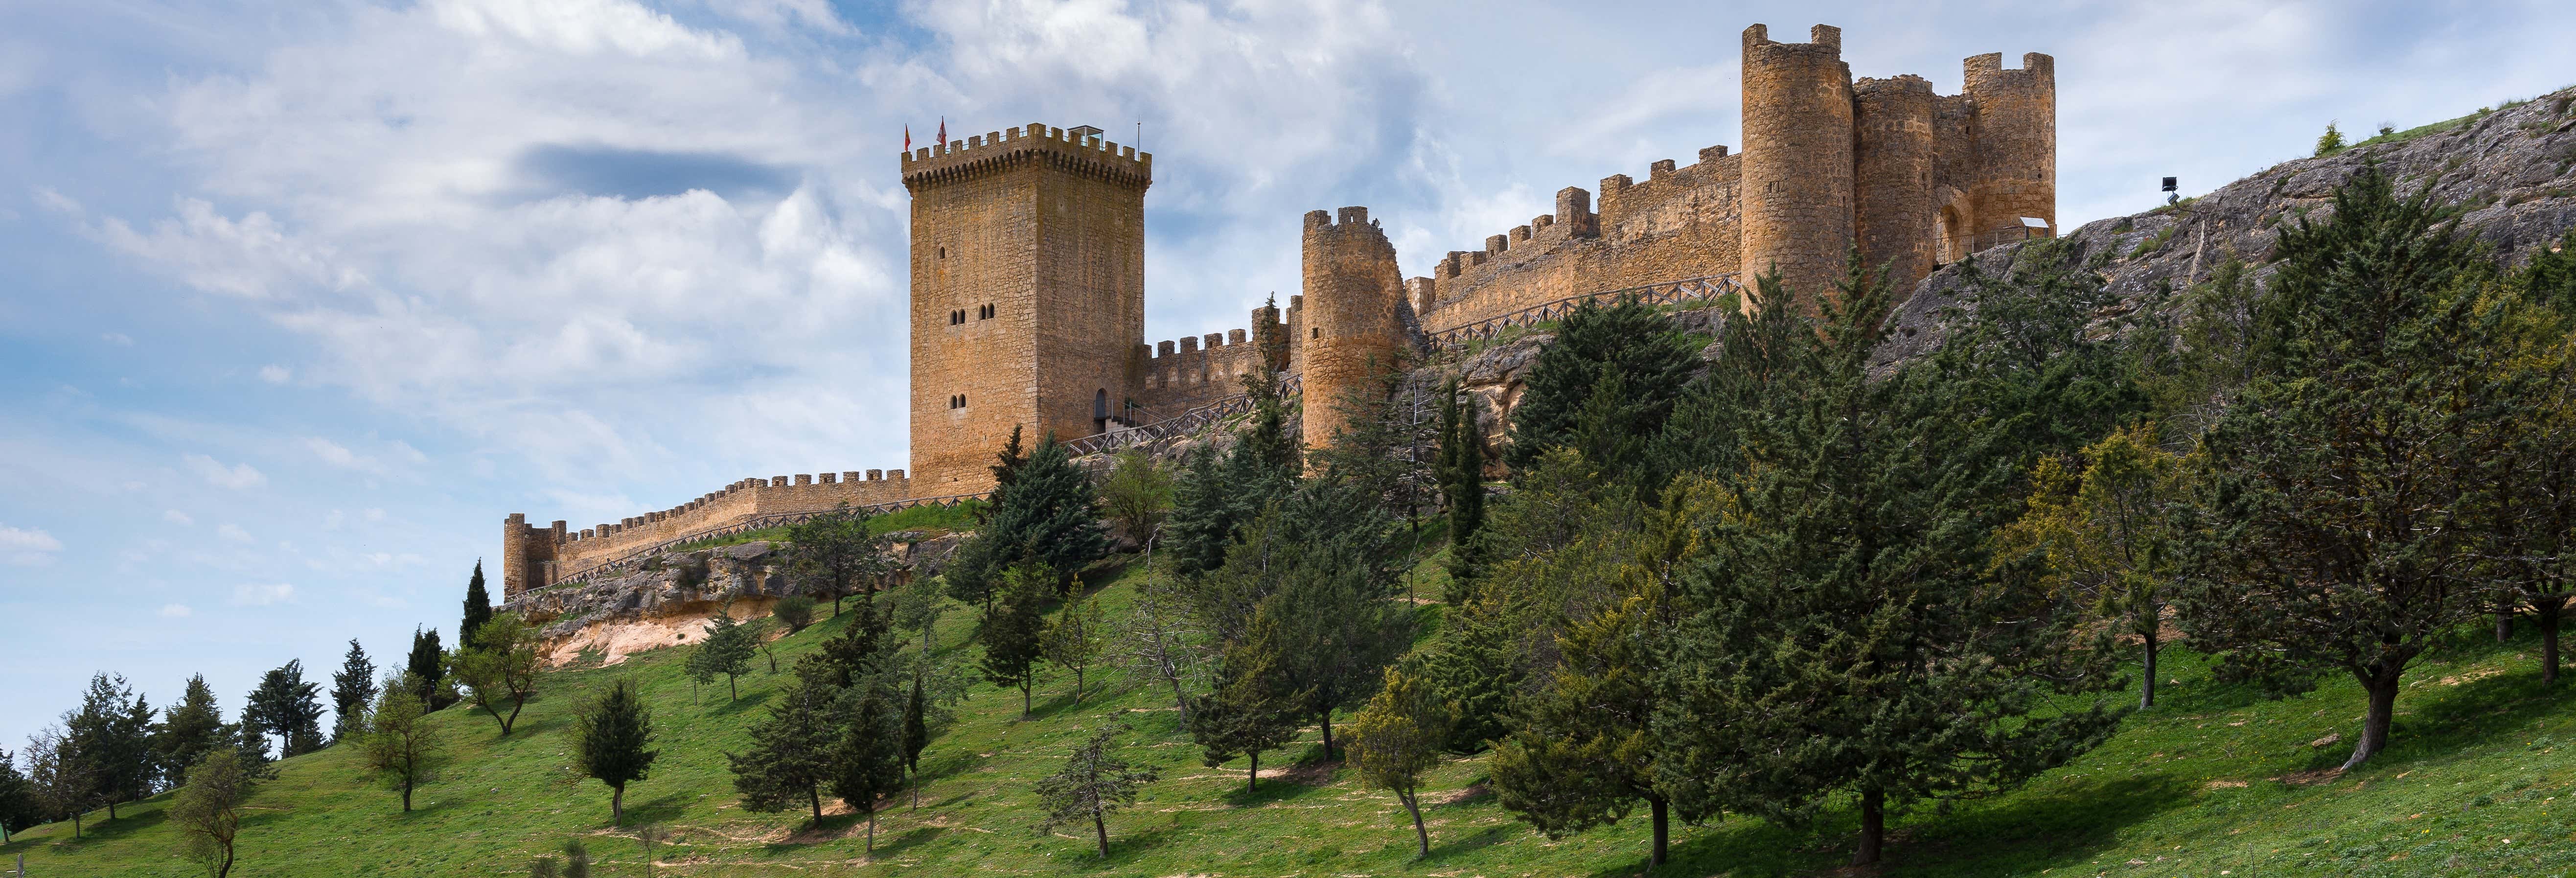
left=7, top=551, right=2576, bottom=877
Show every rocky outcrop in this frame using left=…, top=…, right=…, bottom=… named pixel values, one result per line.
left=1884, top=87, right=2576, bottom=362
left=502, top=534, right=963, bottom=661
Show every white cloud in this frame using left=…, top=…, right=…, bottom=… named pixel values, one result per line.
left=0, top=525, right=65, bottom=566
left=429, top=0, right=743, bottom=60
left=102, top=332, right=135, bottom=346
left=159, top=603, right=193, bottom=618
left=259, top=365, right=291, bottom=384
left=217, top=523, right=254, bottom=543
left=184, top=454, right=267, bottom=489
left=230, top=582, right=295, bottom=605
left=163, top=509, right=194, bottom=526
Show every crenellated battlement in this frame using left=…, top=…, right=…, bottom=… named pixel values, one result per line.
left=500, top=465, right=916, bottom=597
left=899, top=122, right=1152, bottom=192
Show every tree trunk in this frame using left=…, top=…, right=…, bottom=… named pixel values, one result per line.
left=217, top=842, right=234, bottom=878
left=401, top=776, right=414, bottom=812
left=1168, top=674, right=1190, bottom=721
left=1021, top=681, right=1032, bottom=718
left=810, top=787, right=823, bottom=824
left=2498, top=608, right=2515, bottom=643
left=729, top=675, right=739, bottom=701
left=867, top=805, right=877, bottom=854
left=109, top=800, right=118, bottom=820
left=505, top=697, right=525, bottom=735
left=72, top=811, right=82, bottom=839
left=612, top=784, right=625, bottom=827
left=2341, top=673, right=2402, bottom=770
left=1320, top=711, right=1335, bottom=762
left=2141, top=627, right=2159, bottom=710
left=1092, top=807, right=1110, bottom=857
left=1073, top=668, right=1084, bottom=706
left=1851, top=786, right=1884, bottom=866
left=1403, top=788, right=1429, bottom=857
left=2539, top=596, right=2565, bottom=686
left=1650, top=796, right=1669, bottom=867
left=1248, top=751, right=1259, bottom=793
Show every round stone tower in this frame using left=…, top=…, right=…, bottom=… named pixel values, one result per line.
left=1963, top=52, right=2056, bottom=253
left=1854, top=74, right=1937, bottom=295
left=1738, top=23, right=1855, bottom=308
left=1298, top=206, right=1406, bottom=454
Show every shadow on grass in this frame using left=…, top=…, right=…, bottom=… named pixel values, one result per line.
left=1426, top=823, right=1514, bottom=860
left=706, top=687, right=778, bottom=717
left=621, top=791, right=695, bottom=828
left=1220, top=774, right=1326, bottom=807
left=1891, top=774, right=2201, bottom=876
left=864, top=824, right=946, bottom=857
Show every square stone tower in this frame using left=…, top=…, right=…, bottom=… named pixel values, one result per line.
left=901, top=124, right=1152, bottom=492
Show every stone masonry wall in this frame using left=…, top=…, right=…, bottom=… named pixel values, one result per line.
left=901, top=124, right=1150, bottom=493
left=1299, top=207, right=1408, bottom=452
left=501, top=468, right=916, bottom=598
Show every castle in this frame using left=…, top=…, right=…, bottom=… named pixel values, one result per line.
left=498, top=23, right=2056, bottom=598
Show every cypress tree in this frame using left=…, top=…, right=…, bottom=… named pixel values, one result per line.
left=2173, top=165, right=2518, bottom=767
left=901, top=677, right=929, bottom=807
left=729, top=675, right=840, bottom=824
left=244, top=660, right=327, bottom=757
left=1186, top=637, right=1298, bottom=793
left=155, top=674, right=226, bottom=788
left=460, top=561, right=493, bottom=650
left=1435, top=379, right=1487, bottom=600
left=1502, top=298, right=1696, bottom=474
left=329, top=640, right=376, bottom=743
left=405, top=627, right=449, bottom=709
left=572, top=679, right=658, bottom=826
left=978, top=564, right=1053, bottom=718
left=829, top=685, right=905, bottom=852
left=1655, top=253, right=2126, bottom=866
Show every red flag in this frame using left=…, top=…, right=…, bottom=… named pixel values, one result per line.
left=937, top=116, right=945, bottom=145
left=903, top=124, right=912, bottom=152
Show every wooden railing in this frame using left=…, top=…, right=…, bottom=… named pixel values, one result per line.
left=535, top=490, right=992, bottom=591
left=1063, top=372, right=1302, bottom=458
left=1426, top=275, right=1742, bottom=345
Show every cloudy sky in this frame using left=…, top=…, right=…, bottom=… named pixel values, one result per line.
left=3, top=0, right=2571, bottom=746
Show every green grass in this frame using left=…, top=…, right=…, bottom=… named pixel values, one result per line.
left=671, top=502, right=989, bottom=552
left=11, top=553, right=2576, bottom=876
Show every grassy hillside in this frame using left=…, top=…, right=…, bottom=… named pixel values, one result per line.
left=9, top=553, right=2576, bottom=877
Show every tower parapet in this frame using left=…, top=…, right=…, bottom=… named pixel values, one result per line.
left=1961, top=52, right=2056, bottom=254
left=1740, top=24, right=1857, bottom=306
left=1300, top=207, right=1407, bottom=453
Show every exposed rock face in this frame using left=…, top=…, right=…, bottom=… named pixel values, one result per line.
left=502, top=535, right=963, bottom=663
left=1883, top=87, right=2576, bottom=363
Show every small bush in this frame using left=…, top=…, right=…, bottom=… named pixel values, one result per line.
left=771, top=595, right=816, bottom=634
left=2315, top=120, right=2345, bottom=156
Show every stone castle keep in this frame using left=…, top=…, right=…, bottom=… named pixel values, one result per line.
left=499, top=23, right=2056, bottom=598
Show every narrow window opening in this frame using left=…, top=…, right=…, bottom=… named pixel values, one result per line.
left=1311, top=327, right=1320, bottom=339
left=937, top=246, right=947, bottom=259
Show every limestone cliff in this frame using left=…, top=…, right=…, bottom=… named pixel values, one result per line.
left=1883, top=87, right=2576, bottom=363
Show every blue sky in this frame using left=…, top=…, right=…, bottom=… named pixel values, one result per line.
left=3, top=0, right=2572, bottom=747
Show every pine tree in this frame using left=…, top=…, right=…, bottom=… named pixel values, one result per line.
left=771, top=595, right=818, bottom=635
left=1186, top=639, right=1298, bottom=793
left=802, top=595, right=888, bottom=690
left=1043, top=590, right=1108, bottom=706
left=1655, top=252, right=2126, bottom=865
left=728, top=675, right=840, bottom=824
left=329, top=640, right=377, bottom=743
left=968, top=435, right=1111, bottom=589
left=1265, top=479, right=1409, bottom=761
left=362, top=680, right=443, bottom=812
left=572, top=678, right=658, bottom=827
left=900, top=677, right=929, bottom=808
left=788, top=503, right=894, bottom=617
left=155, top=674, right=226, bottom=788
left=1034, top=718, right=1160, bottom=858
left=66, top=672, right=155, bottom=819
left=460, top=561, right=493, bottom=650
left=1502, top=298, right=1696, bottom=474
left=1347, top=664, right=1455, bottom=858
left=244, top=660, right=327, bottom=757
left=828, top=685, right=905, bottom=852
left=686, top=612, right=759, bottom=702
left=2174, top=165, right=2520, bottom=768
left=979, top=564, right=1053, bottom=717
